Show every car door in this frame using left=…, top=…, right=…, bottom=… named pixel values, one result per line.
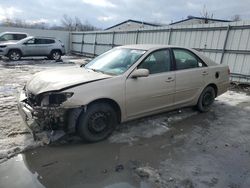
left=21, top=38, right=36, bottom=55
left=34, top=38, right=54, bottom=55
left=173, top=48, right=208, bottom=105
left=125, top=49, right=175, bottom=119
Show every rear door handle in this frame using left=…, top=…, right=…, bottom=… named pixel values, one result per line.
left=165, top=77, right=175, bottom=82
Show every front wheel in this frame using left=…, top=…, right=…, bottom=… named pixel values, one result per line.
left=8, top=50, right=21, bottom=61
left=197, top=86, right=215, bottom=112
left=77, top=103, right=117, bottom=142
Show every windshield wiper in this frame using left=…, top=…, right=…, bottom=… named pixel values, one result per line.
left=86, top=67, right=116, bottom=76
left=86, top=68, right=105, bottom=74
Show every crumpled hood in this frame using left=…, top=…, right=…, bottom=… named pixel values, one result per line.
left=26, top=66, right=112, bottom=95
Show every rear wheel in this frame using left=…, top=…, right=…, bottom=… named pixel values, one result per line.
left=50, top=50, right=61, bottom=61
left=8, top=50, right=21, bottom=61
left=197, top=86, right=215, bottom=112
left=77, top=103, right=117, bottom=142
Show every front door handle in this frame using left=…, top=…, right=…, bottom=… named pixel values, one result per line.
left=165, top=77, right=175, bottom=82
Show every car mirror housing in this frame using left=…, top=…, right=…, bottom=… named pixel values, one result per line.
left=130, top=69, right=149, bottom=78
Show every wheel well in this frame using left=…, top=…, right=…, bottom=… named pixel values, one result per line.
left=206, top=83, right=218, bottom=97
left=50, top=49, right=62, bottom=54
left=8, top=49, right=22, bottom=56
left=87, top=98, right=122, bottom=123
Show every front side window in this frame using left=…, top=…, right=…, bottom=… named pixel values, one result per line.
left=138, top=49, right=171, bottom=74
left=26, top=38, right=35, bottom=44
left=173, top=49, right=204, bottom=70
left=85, top=48, right=146, bottom=75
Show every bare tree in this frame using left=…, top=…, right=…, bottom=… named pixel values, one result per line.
left=200, top=5, right=214, bottom=23
left=0, top=18, right=49, bottom=29
left=0, top=15, right=99, bottom=31
left=231, top=14, right=241, bottom=21
left=61, top=14, right=74, bottom=31
left=60, top=14, right=99, bottom=31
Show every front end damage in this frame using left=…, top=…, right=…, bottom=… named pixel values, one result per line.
left=18, top=87, right=75, bottom=141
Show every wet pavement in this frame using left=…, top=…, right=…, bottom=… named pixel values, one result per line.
left=0, top=57, right=250, bottom=188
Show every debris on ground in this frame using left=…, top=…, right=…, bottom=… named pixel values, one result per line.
left=134, top=166, right=165, bottom=185
left=115, top=164, right=124, bottom=172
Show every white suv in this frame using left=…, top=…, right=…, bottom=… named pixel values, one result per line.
left=0, top=36, right=65, bottom=61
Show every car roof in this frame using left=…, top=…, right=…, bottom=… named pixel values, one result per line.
left=119, top=44, right=203, bottom=51
left=22, top=36, right=57, bottom=41
left=34, top=36, right=56, bottom=39
left=119, top=44, right=173, bottom=51
left=0, top=32, right=28, bottom=35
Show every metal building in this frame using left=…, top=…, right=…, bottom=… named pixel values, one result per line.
left=170, top=16, right=230, bottom=26
left=105, top=19, right=162, bottom=31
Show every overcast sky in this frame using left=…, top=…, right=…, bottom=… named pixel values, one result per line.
left=0, top=0, right=250, bottom=29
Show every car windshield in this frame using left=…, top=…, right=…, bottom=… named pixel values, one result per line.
left=85, top=48, right=146, bottom=75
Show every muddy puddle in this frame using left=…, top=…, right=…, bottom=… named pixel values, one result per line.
left=0, top=92, right=250, bottom=188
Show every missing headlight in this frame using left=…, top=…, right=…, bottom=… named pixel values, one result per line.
left=41, top=92, right=74, bottom=107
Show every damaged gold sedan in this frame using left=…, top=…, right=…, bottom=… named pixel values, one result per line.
left=18, top=45, right=230, bottom=142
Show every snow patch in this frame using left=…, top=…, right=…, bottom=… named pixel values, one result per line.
left=134, top=166, right=165, bottom=186
left=109, top=109, right=197, bottom=144
left=216, top=91, right=250, bottom=107
left=0, top=133, right=46, bottom=163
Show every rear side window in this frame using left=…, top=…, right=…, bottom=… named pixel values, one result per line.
left=45, top=39, right=55, bottom=44
left=35, top=38, right=55, bottom=44
left=173, top=49, right=204, bottom=70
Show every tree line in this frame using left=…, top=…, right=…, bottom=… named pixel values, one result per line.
left=0, top=15, right=100, bottom=31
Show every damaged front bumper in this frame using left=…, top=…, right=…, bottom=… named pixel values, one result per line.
left=18, top=89, right=38, bottom=139
left=17, top=89, right=67, bottom=140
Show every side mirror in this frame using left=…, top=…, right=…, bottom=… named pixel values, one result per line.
left=130, top=68, right=149, bottom=78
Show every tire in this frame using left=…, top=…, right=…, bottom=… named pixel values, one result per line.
left=77, top=103, right=117, bottom=142
left=197, top=86, right=216, bottom=112
left=8, top=50, right=21, bottom=61
left=50, top=50, right=61, bottom=61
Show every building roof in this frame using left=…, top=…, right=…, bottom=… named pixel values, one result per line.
left=105, top=19, right=162, bottom=30
left=170, top=16, right=231, bottom=25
